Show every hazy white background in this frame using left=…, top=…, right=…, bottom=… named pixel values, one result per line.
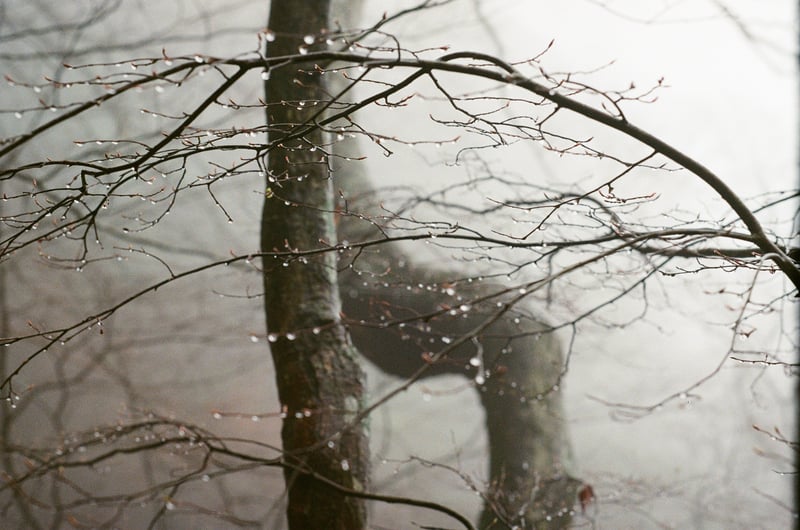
left=352, top=2, right=797, bottom=528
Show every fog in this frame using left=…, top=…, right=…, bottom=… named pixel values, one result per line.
left=0, top=1, right=796, bottom=529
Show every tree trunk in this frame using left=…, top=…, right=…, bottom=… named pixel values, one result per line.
left=478, top=325, right=580, bottom=529
left=262, top=1, right=368, bottom=528
left=337, top=186, right=580, bottom=528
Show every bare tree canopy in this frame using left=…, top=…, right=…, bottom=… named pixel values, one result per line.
left=0, top=1, right=796, bottom=529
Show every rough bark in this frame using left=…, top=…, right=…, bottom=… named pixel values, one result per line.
left=262, top=1, right=368, bottom=528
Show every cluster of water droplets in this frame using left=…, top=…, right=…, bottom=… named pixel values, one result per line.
left=4, top=393, right=21, bottom=410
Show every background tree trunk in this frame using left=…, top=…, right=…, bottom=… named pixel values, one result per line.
left=337, top=179, right=580, bottom=527
left=477, top=325, right=579, bottom=529
left=262, top=1, right=368, bottom=528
